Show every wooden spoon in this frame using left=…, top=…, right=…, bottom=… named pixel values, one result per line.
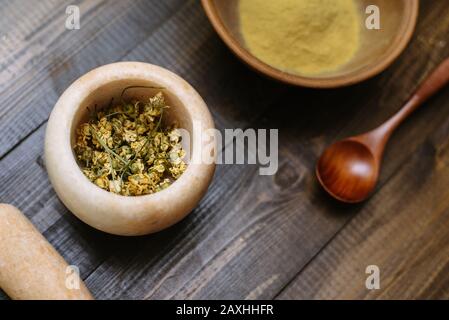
left=317, top=58, right=449, bottom=203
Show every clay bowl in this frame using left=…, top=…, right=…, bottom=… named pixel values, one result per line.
left=45, top=62, right=216, bottom=236
left=202, top=0, right=419, bottom=88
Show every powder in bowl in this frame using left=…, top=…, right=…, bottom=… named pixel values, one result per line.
left=239, top=0, right=361, bottom=76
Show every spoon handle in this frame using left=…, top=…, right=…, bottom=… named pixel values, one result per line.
left=413, top=57, right=449, bottom=105
left=379, top=57, right=449, bottom=135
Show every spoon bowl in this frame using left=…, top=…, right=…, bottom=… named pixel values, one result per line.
left=317, top=57, right=449, bottom=203
left=316, top=139, right=378, bottom=203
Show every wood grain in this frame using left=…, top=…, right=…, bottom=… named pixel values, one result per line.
left=0, top=0, right=185, bottom=159
left=84, top=0, right=449, bottom=298
left=1, top=0, right=449, bottom=300
left=278, top=117, right=449, bottom=299
left=0, top=0, right=285, bottom=299
left=276, top=2, right=449, bottom=299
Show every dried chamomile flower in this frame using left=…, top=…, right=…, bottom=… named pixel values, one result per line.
left=130, top=159, right=145, bottom=174
left=73, top=90, right=187, bottom=196
left=157, top=178, right=171, bottom=191
left=109, top=179, right=122, bottom=194
left=95, top=175, right=109, bottom=190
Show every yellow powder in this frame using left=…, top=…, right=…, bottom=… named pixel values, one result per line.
left=239, top=0, right=360, bottom=76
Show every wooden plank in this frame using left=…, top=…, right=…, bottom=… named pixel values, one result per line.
left=275, top=3, right=449, bottom=299
left=277, top=116, right=449, bottom=299
left=0, top=0, right=286, bottom=300
left=1, top=0, right=449, bottom=300
left=0, top=0, right=186, bottom=159
left=0, top=0, right=286, bottom=217
left=84, top=2, right=449, bottom=298
left=0, top=0, right=68, bottom=61
left=122, top=1, right=286, bottom=130
left=143, top=1, right=449, bottom=299
left=0, top=0, right=284, bottom=159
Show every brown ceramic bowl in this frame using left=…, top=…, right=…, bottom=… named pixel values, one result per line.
left=202, top=0, right=419, bottom=88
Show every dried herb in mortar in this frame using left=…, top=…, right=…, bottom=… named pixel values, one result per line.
left=74, top=91, right=187, bottom=196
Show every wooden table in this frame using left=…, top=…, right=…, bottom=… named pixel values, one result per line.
left=1, top=0, right=449, bottom=300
